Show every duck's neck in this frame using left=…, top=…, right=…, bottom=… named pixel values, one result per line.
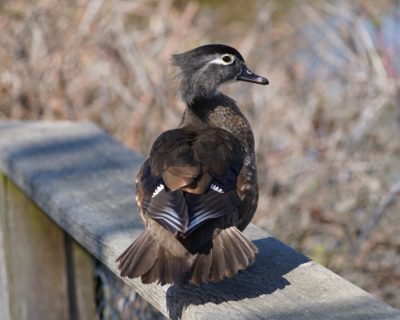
left=179, top=74, right=219, bottom=107
left=179, top=92, right=255, bottom=154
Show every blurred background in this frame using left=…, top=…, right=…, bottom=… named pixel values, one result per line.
left=1, top=0, right=399, bottom=315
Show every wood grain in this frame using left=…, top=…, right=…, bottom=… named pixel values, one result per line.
left=68, top=238, right=97, bottom=320
left=0, top=173, right=12, bottom=320
left=0, top=121, right=399, bottom=320
left=0, top=174, right=69, bottom=320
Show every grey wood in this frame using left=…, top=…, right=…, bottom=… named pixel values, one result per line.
left=0, top=174, right=12, bottom=320
left=0, top=174, right=70, bottom=320
left=0, top=121, right=399, bottom=320
left=69, top=238, right=97, bottom=320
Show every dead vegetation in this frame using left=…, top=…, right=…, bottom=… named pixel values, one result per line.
left=1, top=0, right=399, bottom=308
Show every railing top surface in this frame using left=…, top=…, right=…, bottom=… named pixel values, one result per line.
left=0, top=121, right=399, bottom=320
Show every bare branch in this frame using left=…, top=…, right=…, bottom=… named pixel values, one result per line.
left=79, top=0, right=104, bottom=34
left=352, top=178, right=400, bottom=256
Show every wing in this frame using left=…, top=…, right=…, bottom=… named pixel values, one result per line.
left=136, top=159, right=189, bottom=234
left=137, top=126, right=244, bottom=236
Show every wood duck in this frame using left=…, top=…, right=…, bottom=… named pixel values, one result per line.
left=117, top=44, right=268, bottom=285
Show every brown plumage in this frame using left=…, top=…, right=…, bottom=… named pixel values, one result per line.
left=117, top=44, right=268, bottom=285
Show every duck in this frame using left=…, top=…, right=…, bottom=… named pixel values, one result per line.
left=117, top=44, right=268, bottom=285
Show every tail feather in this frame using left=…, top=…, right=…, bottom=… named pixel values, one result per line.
left=141, top=260, right=158, bottom=284
left=117, top=231, right=159, bottom=278
left=117, top=226, right=258, bottom=285
left=191, top=252, right=212, bottom=285
left=232, top=226, right=258, bottom=258
left=156, top=247, right=169, bottom=284
left=167, top=254, right=188, bottom=285
left=221, top=230, right=239, bottom=277
left=117, top=231, right=146, bottom=267
left=226, top=229, right=249, bottom=269
left=210, top=236, right=225, bottom=282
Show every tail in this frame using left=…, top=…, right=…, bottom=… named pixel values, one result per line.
left=117, top=227, right=258, bottom=285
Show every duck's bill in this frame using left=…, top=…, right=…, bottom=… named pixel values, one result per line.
left=236, top=65, right=269, bottom=85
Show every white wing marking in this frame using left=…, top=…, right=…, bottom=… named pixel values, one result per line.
left=152, top=184, right=165, bottom=197
left=210, top=184, right=224, bottom=193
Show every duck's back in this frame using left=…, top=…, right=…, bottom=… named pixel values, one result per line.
left=140, top=125, right=244, bottom=238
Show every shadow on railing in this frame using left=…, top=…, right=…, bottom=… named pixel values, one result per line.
left=166, top=237, right=310, bottom=319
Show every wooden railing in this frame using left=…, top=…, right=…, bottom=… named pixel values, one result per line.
left=0, top=121, right=399, bottom=320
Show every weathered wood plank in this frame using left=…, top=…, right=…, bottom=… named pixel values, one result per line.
left=0, top=173, right=12, bottom=320
left=68, top=238, right=97, bottom=320
left=0, top=174, right=70, bottom=320
left=0, top=121, right=399, bottom=320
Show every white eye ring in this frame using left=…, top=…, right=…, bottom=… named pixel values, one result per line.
left=209, top=54, right=235, bottom=65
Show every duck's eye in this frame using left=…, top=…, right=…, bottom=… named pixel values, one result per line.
left=222, top=55, right=233, bottom=63
left=209, top=54, right=235, bottom=65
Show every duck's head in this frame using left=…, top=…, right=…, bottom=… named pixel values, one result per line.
left=172, top=44, right=268, bottom=105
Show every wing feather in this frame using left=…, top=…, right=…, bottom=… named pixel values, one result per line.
left=145, top=187, right=188, bottom=235
left=138, top=126, right=244, bottom=236
left=185, top=189, right=240, bottom=233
